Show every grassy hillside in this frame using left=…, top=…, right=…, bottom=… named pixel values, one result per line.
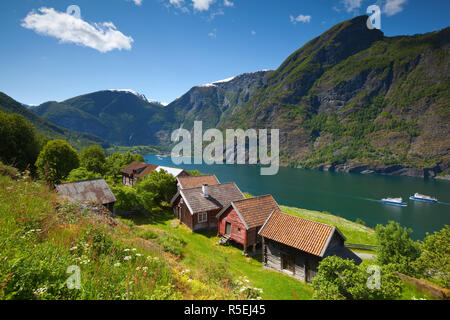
left=0, top=92, right=109, bottom=150
left=0, top=172, right=436, bottom=300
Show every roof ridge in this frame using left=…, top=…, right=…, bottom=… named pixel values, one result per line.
left=233, top=194, right=274, bottom=203
left=56, top=178, right=105, bottom=186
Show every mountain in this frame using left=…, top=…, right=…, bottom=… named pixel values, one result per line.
left=0, top=92, right=109, bottom=150
left=32, top=90, right=171, bottom=146
left=219, top=16, right=450, bottom=178
left=165, top=70, right=271, bottom=132
left=28, top=15, right=450, bottom=178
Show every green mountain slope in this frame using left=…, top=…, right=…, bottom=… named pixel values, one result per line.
left=220, top=15, right=450, bottom=177
left=165, top=71, right=271, bottom=132
left=25, top=15, right=450, bottom=177
left=0, top=92, right=109, bottom=150
left=33, top=90, right=171, bottom=146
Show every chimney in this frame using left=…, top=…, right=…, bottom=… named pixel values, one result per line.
left=202, top=184, right=209, bottom=197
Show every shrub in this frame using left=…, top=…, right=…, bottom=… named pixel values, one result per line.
left=35, top=140, right=80, bottom=185
left=0, top=161, right=18, bottom=179
left=157, top=233, right=186, bottom=257
left=413, top=225, right=450, bottom=288
left=375, top=221, right=421, bottom=275
left=137, top=229, right=159, bottom=240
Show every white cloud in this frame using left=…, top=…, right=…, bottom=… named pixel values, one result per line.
left=290, top=14, right=312, bottom=24
left=383, top=0, right=407, bottom=16
left=251, top=30, right=256, bottom=35
left=208, top=28, right=217, bottom=38
left=21, top=7, right=133, bottom=53
left=133, top=0, right=143, bottom=5
left=169, top=0, right=184, bottom=7
left=193, top=0, right=215, bottom=11
left=342, top=0, right=363, bottom=12
left=223, top=0, right=234, bottom=7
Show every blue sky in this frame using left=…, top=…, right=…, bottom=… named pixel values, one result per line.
left=0, top=0, right=449, bottom=106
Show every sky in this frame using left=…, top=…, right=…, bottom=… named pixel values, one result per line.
left=0, top=0, right=449, bottom=106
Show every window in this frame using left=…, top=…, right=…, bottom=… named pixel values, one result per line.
left=237, top=228, right=241, bottom=233
left=198, top=212, right=208, bottom=223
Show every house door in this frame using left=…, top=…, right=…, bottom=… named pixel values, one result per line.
left=281, top=253, right=295, bottom=273
left=225, top=222, right=231, bottom=235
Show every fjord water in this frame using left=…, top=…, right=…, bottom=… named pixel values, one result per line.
left=145, top=155, right=449, bottom=240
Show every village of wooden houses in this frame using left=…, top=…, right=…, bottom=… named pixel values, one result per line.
left=55, top=160, right=361, bottom=286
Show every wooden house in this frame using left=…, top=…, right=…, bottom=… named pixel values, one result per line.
left=259, top=209, right=362, bottom=282
left=121, top=162, right=189, bottom=187
left=177, top=175, right=220, bottom=190
left=120, top=161, right=157, bottom=187
left=170, top=182, right=245, bottom=231
left=155, top=166, right=190, bottom=179
left=55, top=179, right=117, bottom=215
left=216, top=195, right=279, bottom=253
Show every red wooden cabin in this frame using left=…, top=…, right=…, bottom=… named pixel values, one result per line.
left=216, top=195, right=280, bottom=253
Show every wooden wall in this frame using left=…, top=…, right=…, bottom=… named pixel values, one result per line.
left=218, top=207, right=247, bottom=246
left=262, top=238, right=321, bottom=283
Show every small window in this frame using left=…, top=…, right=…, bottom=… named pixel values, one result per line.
left=198, top=212, right=208, bottom=223
left=237, top=228, right=241, bottom=232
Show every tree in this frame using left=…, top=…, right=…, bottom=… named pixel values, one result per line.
left=64, top=167, right=101, bottom=183
left=35, top=140, right=80, bottom=185
left=104, top=151, right=145, bottom=177
left=136, top=169, right=177, bottom=209
left=375, top=221, right=421, bottom=275
left=80, top=145, right=106, bottom=175
left=413, top=226, right=450, bottom=289
left=0, top=111, right=40, bottom=171
left=110, top=185, right=139, bottom=211
left=312, top=256, right=401, bottom=300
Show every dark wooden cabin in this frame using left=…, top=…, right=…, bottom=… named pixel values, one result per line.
left=55, top=178, right=117, bottom=216
left=120, top=161, right=157, bottom=187
left=259, top=209, right=362, bottom=282
left=170, top=183, right=245, bottom=231
left=216, top=195, right=279, bottom=253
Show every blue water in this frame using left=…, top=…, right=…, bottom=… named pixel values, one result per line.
left=145, top=155, right=450, bottom=240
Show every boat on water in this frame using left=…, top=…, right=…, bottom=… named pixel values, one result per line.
left=409, top=193, right=438, bottom=203
left=381, top=197, right=408, bottom=207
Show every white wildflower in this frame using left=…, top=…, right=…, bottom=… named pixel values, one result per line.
left=124, top=256, right=131, bottom=261
left=114, top=262, right=121, bottom=267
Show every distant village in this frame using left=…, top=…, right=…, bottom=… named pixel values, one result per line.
left=55, top=160, right=361, bottom=283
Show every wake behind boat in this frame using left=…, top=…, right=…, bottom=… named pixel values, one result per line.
left=381, top=197, right=408, bottom=207
left=409, top=193, right=438, bottom=203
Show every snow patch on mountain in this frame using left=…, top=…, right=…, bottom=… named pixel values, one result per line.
left=107, top=89, right=150, bottom=103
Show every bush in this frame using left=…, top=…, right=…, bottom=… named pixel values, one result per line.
left=0, top=161, right=18, bottom=179
left=413, top=226, right=450, bottom=288
left=136, top=169, right=177, bottom=207
left=35, top=140, right=80, bottom=185
left=0, top=111, right=41, bottom=171
left=64, top=167, right=101, bottom=183
left=375, top=221, right=421, bottom=275
left=137, top=229, right=159, bottom=240
left=157, top=233, right=186, bottom=257
left=312, top=256, right=401, bottom=300
left=80, top=145, right=106, bottom=175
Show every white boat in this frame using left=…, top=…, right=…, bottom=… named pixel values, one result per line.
left=409, top=193, right=438, bottom=203
left=381, top=197, right=408, bottom=207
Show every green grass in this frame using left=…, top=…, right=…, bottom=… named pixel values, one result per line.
left=281, top=206, right=377, bottom=245
left=398, top=281, right=438, bottom=300
left=124, top=209, right=314, bottom=300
